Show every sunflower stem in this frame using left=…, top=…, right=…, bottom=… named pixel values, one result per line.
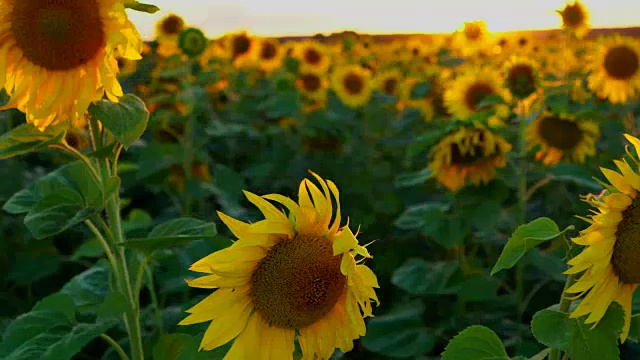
left=515, top=100, right=529, bottom=351
left=182, top=58, right=195, bottom=216
left=549, top=236, right=576, bottom=360
left=89, top=117, right=144, bottom=360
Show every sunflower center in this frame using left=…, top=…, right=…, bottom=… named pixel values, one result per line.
left=538, top=116, right=583, bottom=150
left=344, top=73, right=364, bottom=95
left=301, top=74, right=321, bottom=92
left=603, top=45, right=639, bottom=81
left=250, top=235, right=346, bottom=329
left=261, top=42, right=277, bottom=60
left=411, top=48, right=420, bottom=57
left=562, top=5, right=584, bottom=27
left=383, top=78, right=398, bottom=95
left=465, top=26, right=482, bottom=41
left=162, top=15, right=184, bottom=35
left=612, top=198, right=640, bottom=284
left=11, top=0, right=105, bottom=71
left=450, top=141, right=486, bottom=165
left=464, top=82, right=494, bottom=111
left=518, top=37, right=528, bottom=47
left=304, top=48, right=321, bottom=65
left=498, top=38, right=508, bottom=47
left=508, top=64, right=536, bottom=98
left=232, top=34, right=250, bottom=58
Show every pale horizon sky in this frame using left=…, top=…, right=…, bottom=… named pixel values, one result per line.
left=127, top=0, right=639, bottom=40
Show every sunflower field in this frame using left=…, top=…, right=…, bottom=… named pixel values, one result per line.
left=2, top=0, right=640, bottom=359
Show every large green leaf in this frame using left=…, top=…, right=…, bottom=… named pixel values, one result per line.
left=118, top=217, right=218, bottom=254
left=88, top=94, right=149, bottom=149
left=530, top=303, right=624, bottom=360
left=441, top=325, right=509, bottom=360
left=391, top=258, right=458, bottom=296
left=393, top=202, right=450, bottom=230
left=491, top=217, right=573, bottom=275
left=0, top=123, right=66, bottom=160
left=152, top=333, right=215, bottom=360
left=61, top=261, right=111, bottom=309
left=361, top=301, right=436, bottom=358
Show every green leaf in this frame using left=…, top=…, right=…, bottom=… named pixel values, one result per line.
left=475, top=94, right=506, bottom=109
left=118, top=217, right=217, bottom=254
left=530, top=303, right=624, bottom=360
left=491, top=217, right=574, bottom=275
left=391, top=258, right=458, bottom=295
left=88, top=94, right=149, bottom=149
left=410, top=82, right=431, bottom=99
left=361, top=301, right=436, bottom=358
left=394, top=167, right=433, bottom=188
left=529, top=349, right=552, bottom=360
left=627, top=314, right=640, bottom=342
left=24, top=188, right=95, bottom=239
left=393, top=202, right=450, bottom=230
left=0, top=123, right=66, bottom=160
left=548, top=164, right=602, bottom=191
left=61, top=261, right=111, bottom=308
left=124, top=0, right=160, bottom=13
left=446, top=275, right=500, bottom=302
left=32, top=293, right=76, bottom=322
left=2, top=188, right=37, bottom=214
left=441, top=325, right=509, bottom=360
left=71, top=238, right=105, bottom=260
left=96, top=292, right=128, bottom=322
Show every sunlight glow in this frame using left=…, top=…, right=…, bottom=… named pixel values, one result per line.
left=128, top=0, right=639, bottom=39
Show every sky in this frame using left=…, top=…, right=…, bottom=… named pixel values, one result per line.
left=127, top=0, right=639, bottom=40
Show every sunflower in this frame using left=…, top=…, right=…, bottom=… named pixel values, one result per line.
left=375, top=69, right=402, bottom=97
left=429, top=126, right=512, bottom=191
left=443, top=68, right=511, bottom=126
left=155, top=13, right=185, bottom=42
left=296, top=71, right=328, bottom=103
left=256, top=38, right=283, bottom=73
left=0, top=0, right=142, bottom=130
left=563, top=134, right=640, bottom=342
left=454, top=20, right=490, bottom=57
left=294, top=41, right=330, bottom=73
left=587, top=36, right=640, bottom=104
left=503, top=56, right=539, bottom=100
left=225, top=30, right=258, bottom=68
left=331, top=65, right=372, bottom=108
left=557, top=1, right=590, bottom=39
left=526, top=111, right=599, bottom=165
left=180, top=173, right=379, bottom=358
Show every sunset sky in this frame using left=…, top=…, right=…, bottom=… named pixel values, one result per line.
left=127, top=0, right=639, bottom=39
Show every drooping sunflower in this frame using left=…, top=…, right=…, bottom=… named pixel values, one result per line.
left=526, top=110, right=599, bottom=165
left=564, top=134, right=640, bottom=342
left=0, top=0, right=142, bottom=130
left=429, top=126, right=512, bottom=191
left=557, top=1, right=590, bottom=39
left=503, top=56, right=540, bottom=100
left=180, top=173, right=379, bottom=359
left=294, top=41, right=330, bottom=73
left=331, top=65, right=372, bottom=108
left=256, top=37, right=282, bottom=73
left=454, top=20, right=490, bottom=57
left=375, top=69, right=402, bottom=97
left=443, top=68, right=511, bottom=126
left=587, top=36, right=640, bottom=104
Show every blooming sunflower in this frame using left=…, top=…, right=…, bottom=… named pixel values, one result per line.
left=0, top=0, right=142, bottom=130
left=331, top=65, right=372, bottom=108
left=180, top=173, right=379, bottom=359
left=375, top=69, right=402, bottom=97
left=225, top=30, right=258, bottom=68
left=587, top=36, right=640, bottom=104
left=443, top=68, right=511, bottom=126
left=526, top=110, right=599, bottom=165
left=557, top=1, right=590, bottom=39
left=296, top=71, right=328, bottom=103
left=155, top=13, right=185, bottom=42
left=564, top=134, right=640, bottom=342
left=454, top=20, right=490, bottom=57
left=503, top=56, right=540, bottom=100
left=256, top=38, right=282, bottom=73
left=294, top=41, right=330, bottom=73
left=429, top=126, right=512, bottom=191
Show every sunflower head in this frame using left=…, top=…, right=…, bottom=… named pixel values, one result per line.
left=564, top=134, right=640, bottom=342
left=178, top=27, right=208, bottom=58
left=504, top=56, right=539, bottom=100
left=527, top=110, right=599, bottom=165
left=463, top=20, right=488, bottom=42
left=297, top=71, right=327, bottom=103
left=557, top=1, right=590, bottom=38
left=588, top=36, right=640, bottom=104
left=295, top=41, right=329, bottom=73
left=0, top=0, right=143, bottom=130
left=257, top=38, right=283, bottom=73
left=375, top=69, right=402, bottom=97
left=331, top=65, right=372, bottom=108
left=155, top=13, right=185, bottom=40
left=180, top=173, right=379, bottom=358
left=429, top=126, right=512, bottom=191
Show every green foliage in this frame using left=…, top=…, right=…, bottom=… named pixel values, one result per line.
left=441, top=325, right=510, bottom=360
left=88, top=94, right=150, bottom=149
left=491, top=217, right=574, bottom=275
left=118, top=217, right=218, bottom=254
left=0, top=123, right=66, bottom=160
left=531, top=303, right=625, bottom=360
